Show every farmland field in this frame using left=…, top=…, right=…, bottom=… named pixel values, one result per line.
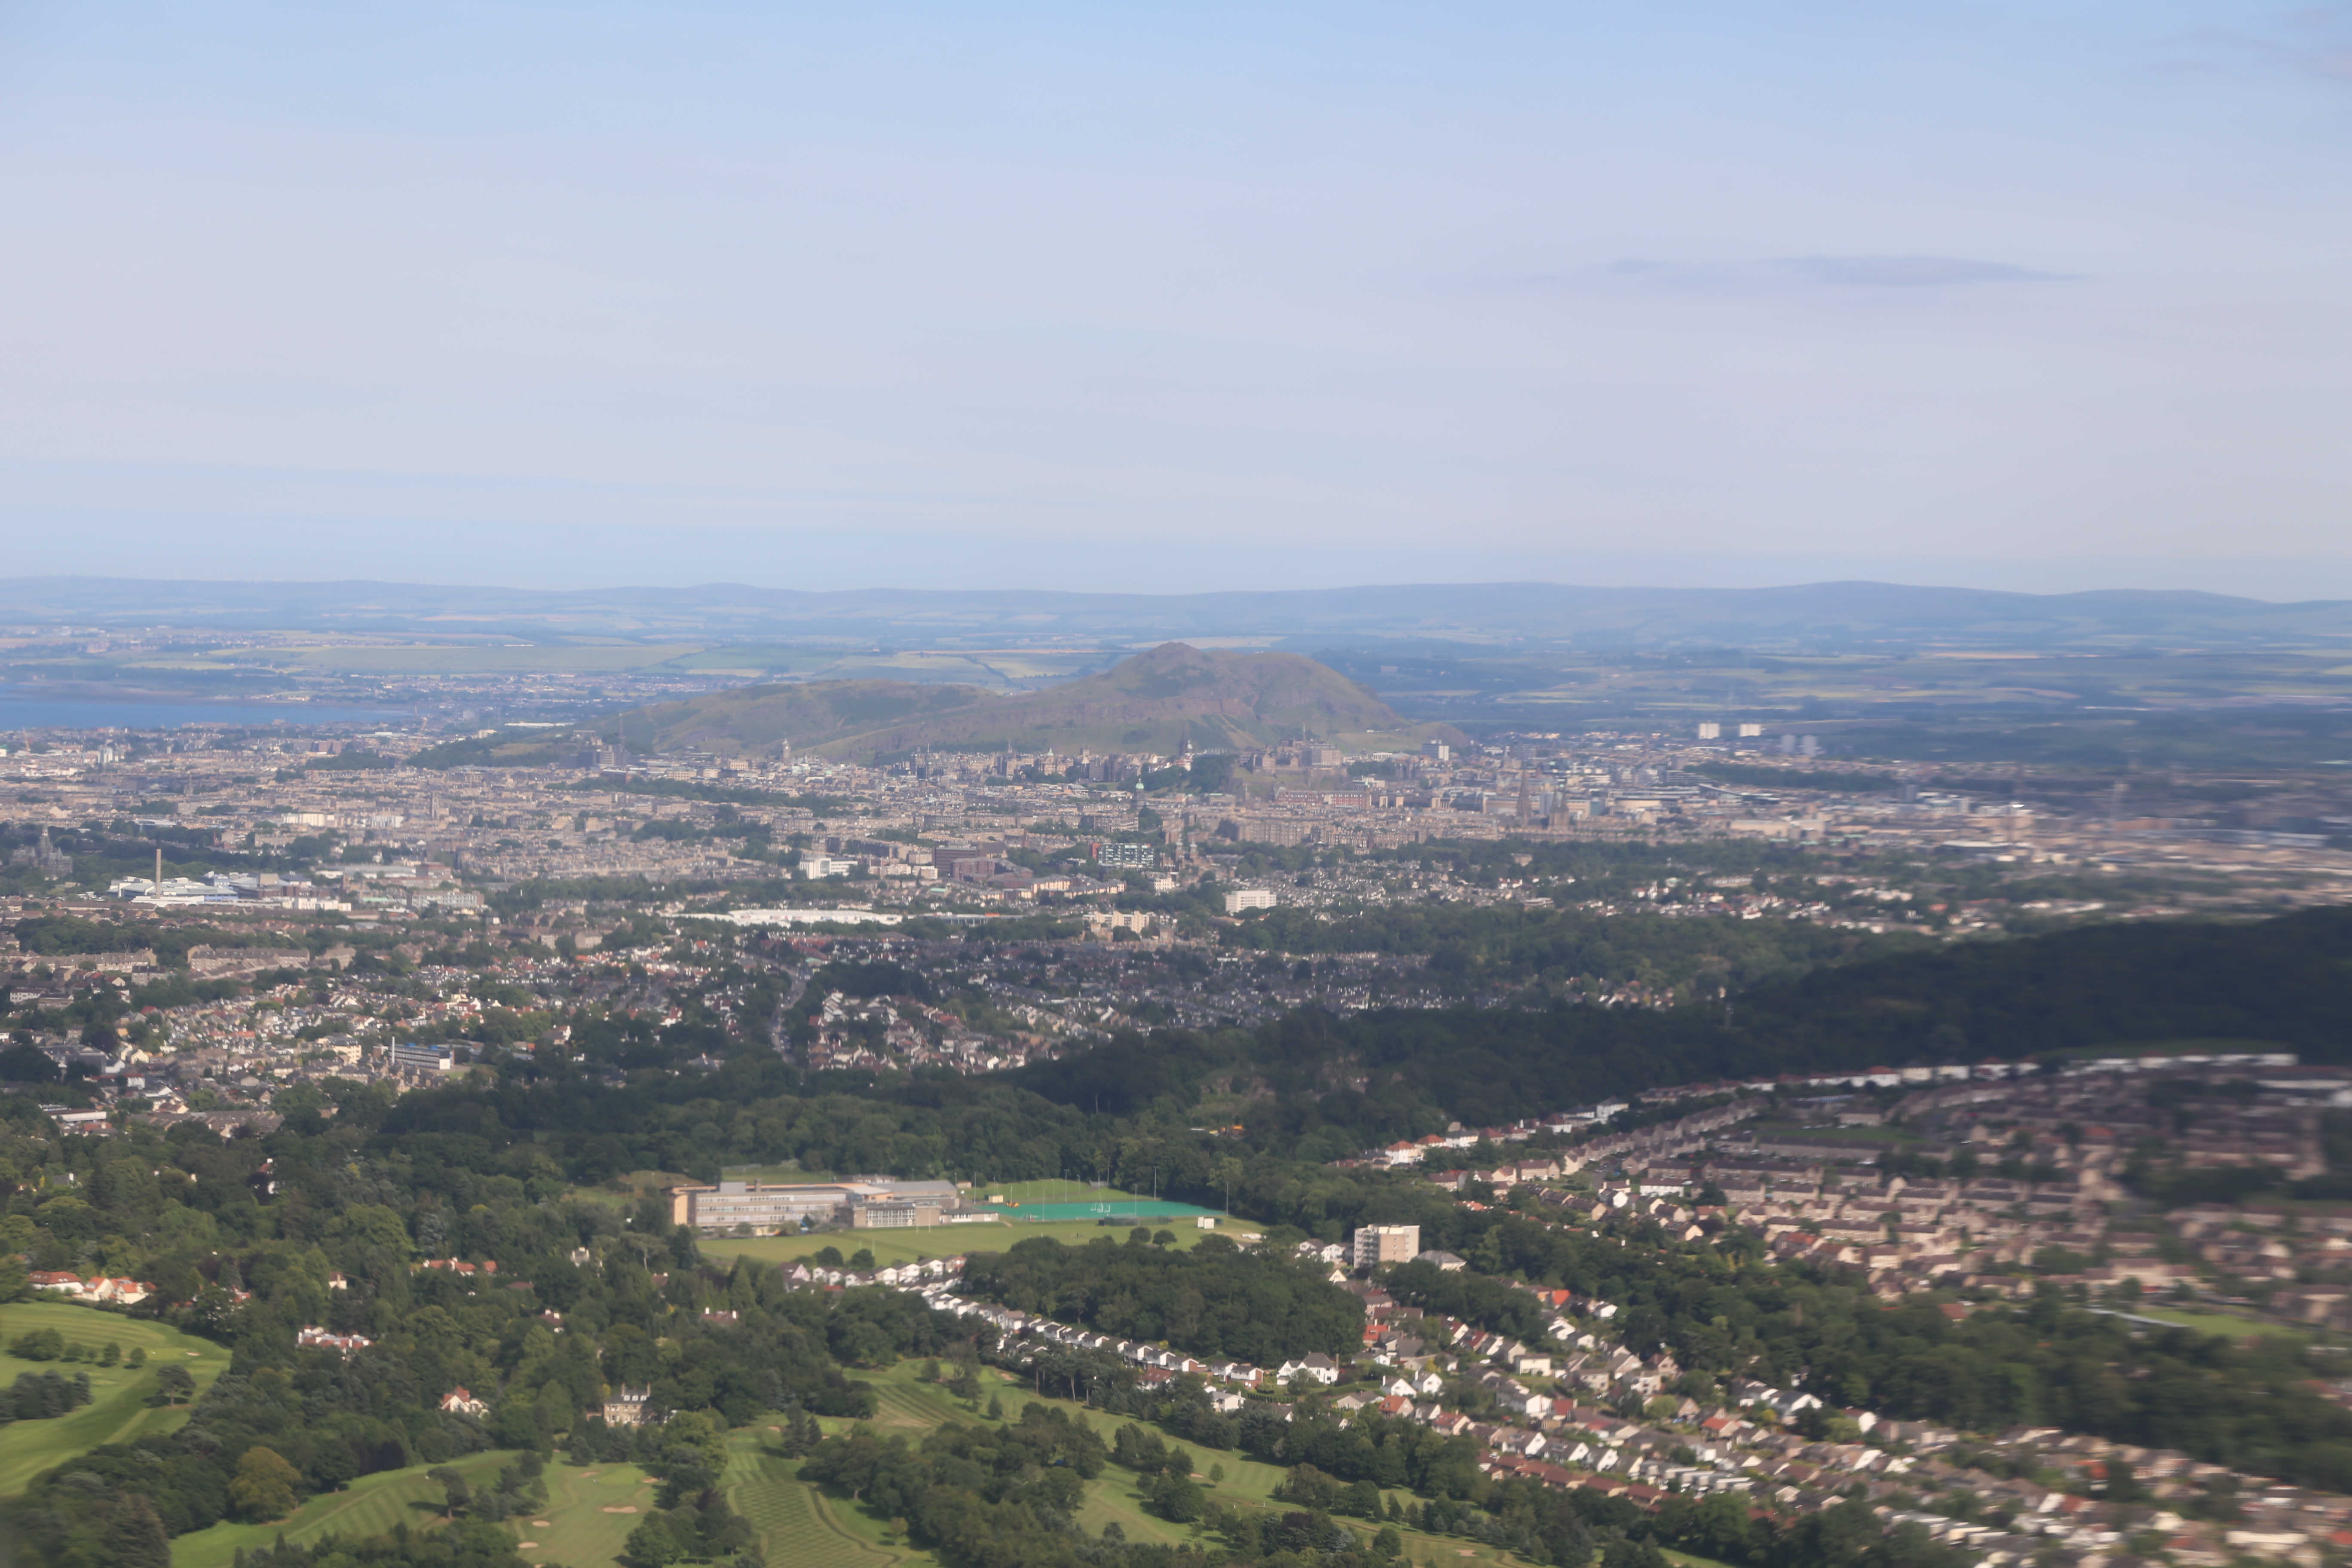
left=202, top=644, right=708, bottom=674
left=0, top=1301, right=231, bottom=1497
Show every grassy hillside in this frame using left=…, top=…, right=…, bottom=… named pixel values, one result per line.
left=613, top=643, right=1439, bottom=762
left=618, top=680, right=1000, bottom=760
left=169, top=1449, right=537, bottom=1568
left=162, top=1351, right=1533, bottom=1568
left=772, top=1360, right=1539, bottom=1568
left=0, top=1302, right=230, bottom=1498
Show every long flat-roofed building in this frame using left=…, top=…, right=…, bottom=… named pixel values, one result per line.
left=668, top=1178, right=962, bottom=1234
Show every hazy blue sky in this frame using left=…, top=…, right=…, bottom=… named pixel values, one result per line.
left=2, top=2, right=2348, bottom=595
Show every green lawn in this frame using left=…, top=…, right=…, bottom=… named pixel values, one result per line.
left=170, top=1355, right=1531, bottom=1568
left=728, top=1440, right=926, bottom=1567
left=976, top=1179, right=1152, bottom=1204
left=508, top=1460, right=659, bottom=1568
left=172, top=1449, right=517, bottom=1568
left=695, top=1218, right=1254, bottom=1273
left=778, top=1360, right=1540, bottom=1568
left=2130, top=1305, right=2321, bottom=1346
left=1663, top=1550, right=1744, bottom=1568
left=0, top=1301, right=231, bottom=1497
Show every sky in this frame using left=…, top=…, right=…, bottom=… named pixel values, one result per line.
left=1, top=2, right=2349, bottom=598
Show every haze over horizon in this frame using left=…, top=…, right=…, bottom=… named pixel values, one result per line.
left=3, top=3, right=2349, bottom=597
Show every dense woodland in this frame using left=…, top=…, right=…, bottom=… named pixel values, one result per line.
left=959, top=1235, right=1363, bottom=1364
left=1192, top=899, right=1927, bottom=1001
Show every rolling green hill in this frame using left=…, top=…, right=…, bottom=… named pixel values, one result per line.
left=0, top=1302, right=230, bottom=1498
left=614, top=680, right=998, bottom=759
left=614, top=643, right=1442, bottom=760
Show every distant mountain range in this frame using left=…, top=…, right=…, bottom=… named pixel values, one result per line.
left=6, top=575, right=2352, bottom=650
left=617, top=643, right=1442, bottom=760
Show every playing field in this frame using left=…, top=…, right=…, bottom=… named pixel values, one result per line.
left=977, top=1180, right=1158, bottom=1204
left=695, top=1216, right=1253, bottom=1273
left=0, top=1301, right=231, bottom=1498
left=2128, top=1305, right=2321, bottom=1346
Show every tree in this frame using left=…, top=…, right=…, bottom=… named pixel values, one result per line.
left=10, top=1327, right=63, bottom=1361
left=1601, top=1537, right=1668, bottom=1568
left=625, top=1513, right=683, bottom=1567
left=229, top=1446, right=303, bottom=1522
left=152, top=1363, right=196, bottom=1405
left=326, top=1202, right=416, bottom=1260
left=1147, top=1472, right=1206, bottom=1523
left=427, top=1464, right=471, bottom=1519
left=0, top=1044, right=58, bottom=1083
left=100, top=1494, right=172, bottom=1568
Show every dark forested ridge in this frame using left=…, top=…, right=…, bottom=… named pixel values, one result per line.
left=1009, top=906, right=2352, bottom=1130
left=317, top=906, right=2352, bottom=1207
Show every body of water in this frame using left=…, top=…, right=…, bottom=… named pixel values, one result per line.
left=0, top=687, right=407, bottom=731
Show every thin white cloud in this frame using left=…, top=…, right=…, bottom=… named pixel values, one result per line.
left=2153, top=8, right=2352, bottom=88
left=1605, top=254, right=2065, bottom=290
left=1774, top=254, right=2062, bottom=287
